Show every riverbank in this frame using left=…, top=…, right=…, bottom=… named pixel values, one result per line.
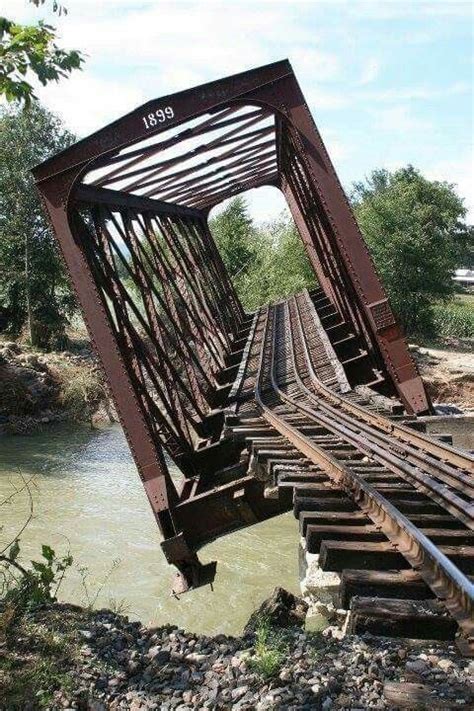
left=1, top=595, right=472, bottom=711
left=411, top=338, right=474, bottom=413
left=0, top=339, right=115, bottom=435
left=1, top=336, right=472, bottom=438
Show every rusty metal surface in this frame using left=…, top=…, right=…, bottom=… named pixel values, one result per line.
left=34, top=61, right=440, bottom=587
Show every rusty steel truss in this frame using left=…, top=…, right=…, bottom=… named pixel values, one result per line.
left=34, top=60, right=431, bottom=590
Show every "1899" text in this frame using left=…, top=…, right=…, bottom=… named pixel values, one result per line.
left=142, top=106, right=174, bottom=130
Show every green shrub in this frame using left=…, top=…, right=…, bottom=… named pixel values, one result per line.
left=1, top=541, right=73, bottom=613
left=248, top=616, right=288, bottom=679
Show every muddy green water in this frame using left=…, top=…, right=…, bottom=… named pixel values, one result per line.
left=1, top=418, right=471, bottom=635
left=0, top=424, right=299, bottom=636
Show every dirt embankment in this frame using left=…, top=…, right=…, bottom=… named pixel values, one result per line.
left=411, top=341, right=474, bottom=412
left=0, top=340, right=116, bottom=435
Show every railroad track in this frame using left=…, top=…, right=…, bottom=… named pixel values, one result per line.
left=229, top=290, right=474, bottom=651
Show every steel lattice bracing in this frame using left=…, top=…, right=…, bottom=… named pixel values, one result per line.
left=34, top=61, right=433, bottom=591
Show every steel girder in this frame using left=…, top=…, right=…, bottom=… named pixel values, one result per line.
left=33, top=60, right=431, bottom=589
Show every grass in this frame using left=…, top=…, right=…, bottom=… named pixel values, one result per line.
left=0, top=609, right=79, bottom=709
left=248, top=616, right=288, bottom=679
left=55, top=361, right=108, bottom=422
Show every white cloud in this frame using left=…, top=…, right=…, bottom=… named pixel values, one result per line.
left=345, top=0, right=472, bottom=21
left=36, top=72, right=145, bottom=137
left=370, top=105, right=432, bottom=133
left=306, top=86, right=350, bottom=111
left=358, top=58, right=380, bottom=85
left=291, top=47, right=341, bottom=82
left=363, top=81, right=470, bottom=102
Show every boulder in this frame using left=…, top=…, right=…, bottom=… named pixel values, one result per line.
left=243, top=587, right=308, bottom=635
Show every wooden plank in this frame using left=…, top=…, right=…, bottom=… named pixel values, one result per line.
left=306, top=524, right=386, bottom=553
left=361, top=473, right=405, bottom=482
left=293, top=496, right=356, bottom=517
left=391, top=499, right=444, bottom=514
left=418, top=529, right=474, bottom=546
left=384, top=682, right=469, bottom=709
left=440, top=545, right=474, bottom=574
left=339, top=569, right=432, bottom=608
left=299, top=510, right=369, bottom=535
left=319, top=540, right=409, bottom=572
left=277, top=474, right=327, bottom=486
left=373, top=488, right=428, bottom=499
left=348, top=597, right=457, bottom=640
left=404, top=514, right=464, bottom=529
left=281, top=483, right=341, bottom=497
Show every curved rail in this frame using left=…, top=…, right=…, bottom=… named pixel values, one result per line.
left=289, top=294, right=474, bottom=526
left=254, top=298, right=474, bottom=646
left=296, top=291, right=474, bottom=475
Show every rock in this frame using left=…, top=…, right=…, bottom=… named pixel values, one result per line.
left=243, top=587, right=308, bottom=634
left=87, top=702, right=106, bottom=711
left=406, top=659, right=428, bottom=675
left=148, top=646, right=171, bottom=664
left=184, top=652, right=211, bottom=663
left=438, top=658, right=453, bottom=671
left=231, top=686, right=249, bottom=701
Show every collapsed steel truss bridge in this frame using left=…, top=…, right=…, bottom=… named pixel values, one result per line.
left=34, top=61, right=473, bottom=646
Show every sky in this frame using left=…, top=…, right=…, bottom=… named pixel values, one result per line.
left=7, top=0, right=474, bottom=221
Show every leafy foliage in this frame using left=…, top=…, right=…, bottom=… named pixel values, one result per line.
left=0, top=103, right=77, bottom=348
left=210, top=196, right=256, bottom=279
left=210, top=197, right=316, bottom=311
left=0, top=1, right=83, bottom=106
left=433, top=295, right=474, bottom=340
left=352, top=166, right=471, bottom=337
left=1, top=540, right=73, bottom=612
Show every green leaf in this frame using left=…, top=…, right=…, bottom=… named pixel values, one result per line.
left=41, top=543, right=55, bottom=562
left=8, top=538, right=20, bottom=561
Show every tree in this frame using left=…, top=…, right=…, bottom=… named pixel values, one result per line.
left=210, top=197, right=257, bottom=279
left=0, top=1, right=84, bottom=105
left=352, top=166, right=471, bottom=337
left=0, top=103, right=77, bottom=348
left=210, top=197, right=316, bottom=312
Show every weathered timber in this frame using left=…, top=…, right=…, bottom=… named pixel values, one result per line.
left=348, top=597, right=457, bottom=640
left=339, top=569, right=432, bottom=608
left=319, top=541, right=409, bottom=572
left=306, top=524, right=387, bottom=553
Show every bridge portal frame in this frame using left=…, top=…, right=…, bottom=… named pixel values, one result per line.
left=33, top=60, right=430, bottom=590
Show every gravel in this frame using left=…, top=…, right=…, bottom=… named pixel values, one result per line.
left=35, top=605, right=473, bottom=711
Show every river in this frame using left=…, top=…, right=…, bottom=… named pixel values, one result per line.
left=1, top=418, right=471, bottom=636
left=0, top=424, right=299, bottom=636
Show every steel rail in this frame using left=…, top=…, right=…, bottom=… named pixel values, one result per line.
left=287, top=297, right=474, bottom=529
left=290, top=294, right=474, bottom=509
left=254, top=302, right=474, bottom=647
left=297, top=290, right=474, bottom=474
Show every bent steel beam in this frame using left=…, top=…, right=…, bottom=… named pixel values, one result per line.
left=34, top=60, right=431, bottom=589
